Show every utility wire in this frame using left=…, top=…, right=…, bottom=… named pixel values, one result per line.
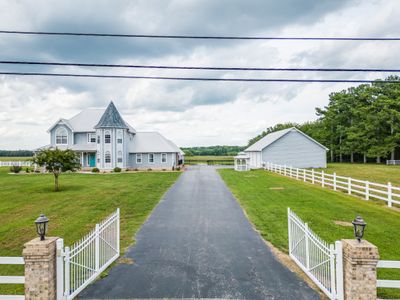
left=0, top=30, right=400, bottom=41
left=0, top=71, right=399, bottom=83
left=1, top=60, right=400, bottom=72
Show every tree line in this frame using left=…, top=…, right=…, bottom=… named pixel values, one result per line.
left=0, top=150, right=33, bottom=157
left=248, top=76, right=400, bottom=163
left=182, top=146, right=245, bottom=156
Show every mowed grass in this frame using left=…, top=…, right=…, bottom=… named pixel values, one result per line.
left=317, top=163, right=400, bottom=186
left=0, top=167, right=180, bottom=294
left=218, top=169, right=400, bottom=299
left=0, top=157, right=31, bottom=161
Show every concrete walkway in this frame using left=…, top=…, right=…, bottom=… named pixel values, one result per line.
left=81, top=166, right=319, bottom=299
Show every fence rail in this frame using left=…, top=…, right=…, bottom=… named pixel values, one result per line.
left=266, top=162, right=399, bottom=208
left=377, top=260, right=400, bottom=289
left=0, top=161, right=31, bottom=167
left=0, top=256, right=25, bottom=300
left=386, top=160, right=400, bottom=165
left=288, top=208, right=343, bottom=300
left=57, top=208, right=120, bottom=300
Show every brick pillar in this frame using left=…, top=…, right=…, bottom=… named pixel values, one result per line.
left=342, top=239, right=379, bottom=300
left=23, top=237, right=59, bottom=300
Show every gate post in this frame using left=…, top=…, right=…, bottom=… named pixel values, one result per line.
left=23, top=237, right=60, bottom=300
left=56, top=239, right=64, bottom=300
left=342, top=239, right=379, bottom=300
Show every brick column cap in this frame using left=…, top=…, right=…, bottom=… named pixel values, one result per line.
left=23, top=237, right=59, bottom=259
left=342, top=239, right=379, bottom=263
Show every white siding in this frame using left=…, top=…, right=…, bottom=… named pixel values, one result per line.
left=247, top=151, right=262, bottom=169
left=261, top=130, right=326, bottom=168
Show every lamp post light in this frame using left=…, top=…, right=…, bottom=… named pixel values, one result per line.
left=352, top=215, right=367, bottom=243
left=35, top=214, right=49, bottom=241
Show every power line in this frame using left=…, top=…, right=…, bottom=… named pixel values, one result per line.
left=0, top=30, right=400, bottom=41
left=0, top=71, right=399, bottom=83
left=1, top=60, right=400, bottom=73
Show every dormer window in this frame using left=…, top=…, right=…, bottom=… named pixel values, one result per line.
left=55, top=127, right=68, bottom=145
left=105, top=131, right=111, bottom=144
left=87, top=133, right=96, bottom=143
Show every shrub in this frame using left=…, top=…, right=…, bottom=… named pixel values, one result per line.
left=25, top=168, right=30, bottom=173
left=92, top=167, right=100, bottom=173
left=176, top=167, right=181, bottom=171
left=147, top=168, right=152, bottom=171
left=134, top=168, right=139, bottom=171
left=114, top=167, right=121, bottom=173
left=10, top=166, right=22, bottom=173
left=162, top=168, right=167, bottom=171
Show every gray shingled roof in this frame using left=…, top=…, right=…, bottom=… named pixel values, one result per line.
left=94, top=101, right=129, bottom=129
left=129, top=132, right=182, bottom=153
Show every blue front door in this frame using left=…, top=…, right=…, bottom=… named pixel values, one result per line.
left=89, top=153, right=96, bottom=167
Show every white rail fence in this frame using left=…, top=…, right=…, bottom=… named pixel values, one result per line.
left=386, top=160, right=400, bottom=165
left=377, top=260, right=400, bottom=289
left=0, top=161, right=31, bottom=167
left=266, top=162, right=400, bottom=208
left=288, top=208, right=343, bottom=300
left=0, top=256, right=25, bottom=300
left=57, top=208, right=120, bottom=300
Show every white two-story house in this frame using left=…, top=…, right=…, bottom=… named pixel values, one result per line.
left=39, top=101, right=184, bottom=170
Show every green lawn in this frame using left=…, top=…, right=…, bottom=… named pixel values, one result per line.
left=317, top=163, right=400, bottom=186
left=0, top=157, right=31, bottom=161
left=219, top=169, right=400, bottom=299
left=0, top=167, right=180, bottom=294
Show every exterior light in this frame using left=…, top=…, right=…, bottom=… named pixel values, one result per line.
left=35, top=214, right=49, bottom=241
left=352, top=215, right=366, bottom=242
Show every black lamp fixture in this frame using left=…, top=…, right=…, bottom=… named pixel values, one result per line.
left=35, top=214, right=49, bottom=241
left=352, top=215, right=366, bottom=243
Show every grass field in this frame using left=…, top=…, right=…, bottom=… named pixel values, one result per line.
left=0, top=167, right=180, bottom=294
left=219, top=169, right=400, bottom=299
left=0, top=157, right=32, bottom=161
left=316, top=163, right=400, bottom=186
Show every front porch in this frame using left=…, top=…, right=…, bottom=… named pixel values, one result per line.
left=79, top=151, right=97, bottom=168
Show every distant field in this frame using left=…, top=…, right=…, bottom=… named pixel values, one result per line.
left=0, top=157, right=32, bottom=161
left=185, top=155, right=234, bottom=165
left=317, top=163, right=400, bottom=187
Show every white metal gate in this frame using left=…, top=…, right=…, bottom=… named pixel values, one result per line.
left=288, top=208, right=343, bottom=300
left=57, top=208, right=120, bottom=300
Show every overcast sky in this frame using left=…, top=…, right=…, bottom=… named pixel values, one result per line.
left=0, top=0, right=399, bottom=149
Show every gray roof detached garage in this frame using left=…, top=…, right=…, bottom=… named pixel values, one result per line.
left=244, top=127, right=328, bottom=169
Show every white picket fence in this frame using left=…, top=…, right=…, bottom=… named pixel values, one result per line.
left=57, top=208, right=120, bottom=300
left=0, top=161, right=31, bottom=167
left=377, top=260, right=400, bottom=289
left=0, top=256, right=25, bottom=300
left=266, top=162, right=400, bottom=208
left=288, top=208, right=343, bottom=300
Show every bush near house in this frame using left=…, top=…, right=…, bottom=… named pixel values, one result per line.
left=113, top=167, right=121, bottom=173
left=92, top=167, right=100, bottom=173
left=9, top=166, right=22, bottom=173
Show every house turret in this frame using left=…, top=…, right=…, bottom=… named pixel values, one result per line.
left=95, top=101, right=128, bottom=169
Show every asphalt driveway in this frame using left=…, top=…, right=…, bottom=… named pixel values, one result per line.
left=80, top=165, right=319, bottom=299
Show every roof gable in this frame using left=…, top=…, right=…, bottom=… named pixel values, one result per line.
left=94, top=101, right=129, bottom=129
left=244, top=127, right=328, bottom=152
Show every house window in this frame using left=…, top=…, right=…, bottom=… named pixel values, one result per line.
left=88, top=133, right=96, bottom=143
left=97, top=153, right=100, bottom=163
left=136, top=153, right=142, bottom=164
left=117, top=131, right=123, bottom=144
left=117, top=151, right=123, bottom=163
left=97, top=135, right=100, bottom=144
left=148, top=153, right=154, bottom=163
left=105, top=151, right=111, bottom=163
left=105, top=131, right=111, bottom=144
left=55, top=127, right=68, bottom=145
left=161, top=153, right=167, bottom=163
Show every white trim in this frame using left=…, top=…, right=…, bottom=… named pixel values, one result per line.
left=148, top=153, right=155, bottom=164
left=161, top=153, right=167, bottom=163
left=136, top=153, right=142, bottom=164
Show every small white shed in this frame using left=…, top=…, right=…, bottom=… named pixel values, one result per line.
left=244, top=127, right=328, bottom=169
